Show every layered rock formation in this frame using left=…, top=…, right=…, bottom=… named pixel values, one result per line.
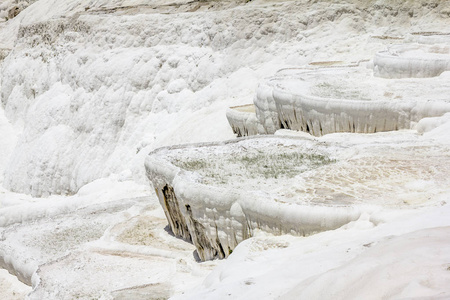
left=228, top=37, right=450, bottom=137
left=255, top=66, right=450, bottom=136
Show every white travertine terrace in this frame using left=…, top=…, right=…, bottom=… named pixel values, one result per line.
left=1, top=0, right=450, bottom=298
left=253, top=67, right=450, bottom=136
left=229, top=44, right=450, bottom=137
left=374, top=44, right=450, bottom=78
left=145, top=135, right=450, bottom=261
left=225, top=104, right=265, bottom=137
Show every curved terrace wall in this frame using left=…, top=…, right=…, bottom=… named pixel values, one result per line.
left=145, top=135, right=450, bottom=261
left=253, top=67, right=450, bottom=136
left=374, top=44, right=450, bottom=78
left=145, top=137, right=362, bottom=260
left=225, top=104, right=265, bottom=137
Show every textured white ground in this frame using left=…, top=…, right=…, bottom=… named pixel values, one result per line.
left=0, top=0, right=449, bottom=299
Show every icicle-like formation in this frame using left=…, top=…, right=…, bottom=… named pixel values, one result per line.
left=226, top=105, right=265, bottom=137
left=147, top=153, right=249, bottom=261
left=146, top=135, right=450, bottom=261
left=254, top=82, right=280, bottom=134
left=253, top=67, right=450, bottom=136
left=145, top=137, right=366, bottom=260
left=374, top=44, right=450, bottom=78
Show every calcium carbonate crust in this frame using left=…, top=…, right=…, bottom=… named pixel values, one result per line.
left=145, top=136, right=363, bottom=260
left=254, top=67, right=450, bottom=136
left=225, top=105, right=265, bottom=137
left=2, top=0, right=449, bottom=197
left=374, top=44, right=450, bottom=78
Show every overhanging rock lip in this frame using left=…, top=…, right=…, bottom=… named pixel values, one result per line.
left=253, top=66, right=450, bottom=136
left=145, top=134, right=450, bottom=260
left=374, top=44, right=450, bottom=78
left=226, top=105, right=266, bottom=137
left=145, top=136, right=363, bottom=260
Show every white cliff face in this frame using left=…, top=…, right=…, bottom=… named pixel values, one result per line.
left=1, top=13, right=238, bottom=196
left=0, top=1, right=290, bottom=196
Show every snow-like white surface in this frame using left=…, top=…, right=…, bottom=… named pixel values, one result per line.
left=0, top=177, right=150, bottom=281
left=0, top=175, right=220, bottom=299
left=0, top=269, right=30, bottom=300
left=0, top=102, right=16, bottom=184
left=0, top=0, right=449, bottom=298
left=27, top=199, right=218, bottom=299
left=407, top=32, right=450, bottom=45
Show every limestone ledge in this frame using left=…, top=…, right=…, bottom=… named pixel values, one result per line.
left=226, top=104, right=265, bottom=137
left=254, top=67, right=450, bottom=136
left=145, top=136, right=364, bottom=261
left=374, top=44, right=450, bottom=78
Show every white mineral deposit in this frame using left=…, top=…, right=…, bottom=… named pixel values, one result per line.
left=0, top=0, right=449, bottom=299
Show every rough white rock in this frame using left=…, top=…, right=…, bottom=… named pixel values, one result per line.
left=0, top=269, right=30, bottom=300
left=176, top=200, right=450, bottom=300
left=146, top=137, right=357, bottom=260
